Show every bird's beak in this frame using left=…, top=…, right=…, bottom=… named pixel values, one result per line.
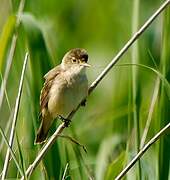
left=80, top=62, right=91, bottom=67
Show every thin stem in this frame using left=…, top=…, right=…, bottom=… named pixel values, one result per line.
left=1, top=53, right=29, bottom=180
left=115, top=122, right=170, bottom=180
left=0, top=73, right=12, bottom=111
left=0, top=108, right=13, bottom=152
left=0, top=126, right=24, bottom=177
left=61, top=163, right=69, bottom=180
left=131, top=0, right=141, bottom=178
left=0, top=0, right=25, bottom=112
left=21, top=0, right=170, bottom=179
left=140, top=77, right=160, bottom=148
left=0, top=35, right=17, bottom=110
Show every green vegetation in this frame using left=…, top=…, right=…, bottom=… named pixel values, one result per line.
left=0, top=0, right=170, bottom=179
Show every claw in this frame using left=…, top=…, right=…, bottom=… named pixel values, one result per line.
left=58, top=115, right=71, bottom=127
left=81, top=99, right=86, bottom=106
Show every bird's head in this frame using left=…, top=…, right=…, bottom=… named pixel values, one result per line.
left=61, top=48, right=90, bottom=71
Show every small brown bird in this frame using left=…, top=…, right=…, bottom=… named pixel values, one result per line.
left=35, top=48, right=90, bottom=144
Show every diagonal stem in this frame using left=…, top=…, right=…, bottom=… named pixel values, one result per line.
left=0, top=126, right=24, bottom=177
left=1, top=53, right=29, bottom=180
left=115, top=122, right=170, bottom=180
left=0, top=0, right=25, bottom=112
left=88, top=0, right=170, bottom=94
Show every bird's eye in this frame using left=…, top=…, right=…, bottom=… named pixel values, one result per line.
left=72, top=57, right=76, bottom=63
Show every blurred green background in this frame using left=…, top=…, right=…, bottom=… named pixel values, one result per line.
left=0, top=0, right=170, bottom=179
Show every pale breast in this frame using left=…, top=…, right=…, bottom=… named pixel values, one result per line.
left=48, top=71, right=88, bottom=119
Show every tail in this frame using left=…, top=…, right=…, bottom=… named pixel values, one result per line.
left=35, top=113, right=54, bottom=144
left=35, top=121, right=48, bottom=144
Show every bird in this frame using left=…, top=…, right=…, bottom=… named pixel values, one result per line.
left=35, top=48, right=90, bottom=144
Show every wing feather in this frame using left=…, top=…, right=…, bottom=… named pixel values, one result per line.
left=40, top=65, right=61, bottom=112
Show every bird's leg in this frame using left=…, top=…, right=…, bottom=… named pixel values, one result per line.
left=58, top=115, right=71, bottom=127
left=81, top=99, right=86, bottom=106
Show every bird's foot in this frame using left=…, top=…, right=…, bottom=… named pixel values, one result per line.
left=58, top=115, right=71, bottom=127
left=81, top=99, right=86, bottom=106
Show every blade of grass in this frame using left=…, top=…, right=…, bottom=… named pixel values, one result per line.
left=131, top=0, right=141, bottom=179
left=1, top=52, right=28, bottom=180
left=147, top=50, right=159, bottom=69
left=0, top=109, right=13, bottom=152
left=0, top=0, right=25, bottom=112
left=0, top=34, right=17, bottom=110
left=16, top=133, right=27, bottom=180
left=158, top=6, right=170, bottom=180
left=0, top=15, right=16, bottom=71
left=105, top=151, right=126, bottom=180
left=140, top=77, right=160, bottom=148
left=0, top=126, right=24, bottom=177
left=0, top=73, right=11, bottom=111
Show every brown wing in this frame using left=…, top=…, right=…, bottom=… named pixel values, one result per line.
left=40, top=65, right=61, bottom=112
